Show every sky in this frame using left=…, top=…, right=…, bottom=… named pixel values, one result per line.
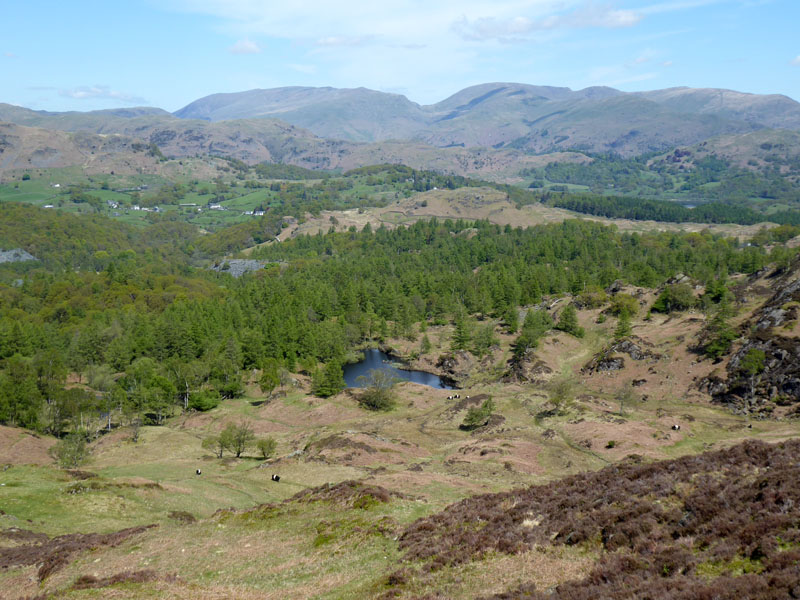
left=2, top=0, right=799, bottom=112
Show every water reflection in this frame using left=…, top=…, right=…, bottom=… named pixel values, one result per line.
left=343, top=349, right=453, bottom=390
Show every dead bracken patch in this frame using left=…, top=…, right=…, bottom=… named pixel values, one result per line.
left=0, top=425, right=55, bottom=466
left=398, top=439, right=800, bottom=599
left=168, top=510, right=197, bottom=524
left=65, top=470, right=97, bottom=480
left=450, top=394, right=490, bottom=413
left=0, top=524, right=156, bottom=581
left=0, top=528, right=49, bottom=545
left=64, top=480, right=164, bottom=494
left=304, top=434, right=377, bottom=457
left=71, top=569, right=174, bottom=590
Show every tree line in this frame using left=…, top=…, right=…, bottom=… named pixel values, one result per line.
left=1, top=208, right=783, bottom=438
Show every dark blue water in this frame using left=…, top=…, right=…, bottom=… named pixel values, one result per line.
left=343, top=349, right=453, bottom=389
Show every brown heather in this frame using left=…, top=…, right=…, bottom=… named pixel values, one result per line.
left=0, top=525, right=156, bottom=582
left=397, top=439, right=800, bottom=599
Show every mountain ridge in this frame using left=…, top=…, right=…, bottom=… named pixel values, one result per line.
left=172, top=82, right=800, bottom=154
left=5, top=82, right=799, bottom=158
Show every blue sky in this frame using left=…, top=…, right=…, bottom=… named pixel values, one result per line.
left=2, top=0, right=798, bottom=112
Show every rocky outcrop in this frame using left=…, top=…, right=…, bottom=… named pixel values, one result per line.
left=210, top=259, right=265, bottom=278
left=0, top=248, right=37, bottom=264
left=700, top=333, right=800, bottom=418
left=700, top=263, right=800, bottom=417
left=583, top=336, right=663, bottom=373
left=436, top=351, right=475, bottom=386
left=504, top=350, right=553, bottom=383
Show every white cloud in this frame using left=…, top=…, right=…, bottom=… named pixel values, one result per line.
left=229, top=38, right=261, bottom=54
left=58, top=86, right=146, bottom=104
left=791, top=56, right=800, bottom=66
left=4, top=52, right=18, bottom=59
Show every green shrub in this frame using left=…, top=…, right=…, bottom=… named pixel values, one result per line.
left=357, top=369, right=398, bottom=411
left=257, top=437, right=277, bottom=459
left=652, top=283, right=696, bottom=313
left=739, top=348, right=766, bottom=377
left=577, top=289, right=608, bottom=309
left=555, top=304, right=584, bottom=338
left=188, top=390, right=220, bottom=412
left=608, top=293, right=638, bottom=316
left=460, top=398, right=495, bottom=431
left=51, top=432, right=90, bottom=468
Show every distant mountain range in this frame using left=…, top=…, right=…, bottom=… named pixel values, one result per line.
left=1, top=82, right=799, bottom=178
left=173, top=83, right=800, bottom=154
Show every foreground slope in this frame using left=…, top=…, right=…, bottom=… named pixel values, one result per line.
left=394, top=439, right=800, bottom=599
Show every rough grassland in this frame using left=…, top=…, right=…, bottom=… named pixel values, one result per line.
left=2, top=274, right=800, bottom=598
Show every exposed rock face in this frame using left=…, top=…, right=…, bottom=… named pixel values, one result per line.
left=583, top=336, right=663, bottom=373
left=436, top=351, right=475, bottom=385
left=752, top=277, right=800, bottom=330
left=700, top=265, right=800, bottom=418
left=701, top=332, right=800, bottom=418
left=0, top=248, right=37, bottom=263
left=504, top=350, right=553, bottom=383
left=209, top=259, right=265, bottom=277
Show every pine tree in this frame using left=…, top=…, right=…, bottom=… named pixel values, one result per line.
left=312, top=360, right=345, bottom=397
left=472, top=322, right=499, bottom=358
left=513, top=309, right=553, bottom=359
left=614, top=311, right=632, bottom=340
left=555, top=304, right=584, bottom=338
left=503, top=305, right=519, bottom=334
left=420, top=334, right=432, bottom=354
left=703, top=297, right=736, bottom=359
left=259, top=358, right=281, bottom=398
left=451, top=315, right=472, bottom=352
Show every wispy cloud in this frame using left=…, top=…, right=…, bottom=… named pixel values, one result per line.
left=628, top=48, right=657, bottom=65
left=639, top=0, right=729, bottom=15
left=791, top=56, right=800, bottom=66
left=452, top=4, right=643, bottom=42
left=315, top=35, right=373, bottom=48
left=160, top=0, right=771, bottom=103
left=288, top=63, right=317, bottom=74
left=4, top=51, right=18, bottom=59
left=589, top=46, right=665, bottom=87
left=229, top=38, right=261, bottom=54
left=58, top=86, right=146, bottom=104
left=170, top=0, right=574, bottom=43
left=589, top=64, right=658, bottom=86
